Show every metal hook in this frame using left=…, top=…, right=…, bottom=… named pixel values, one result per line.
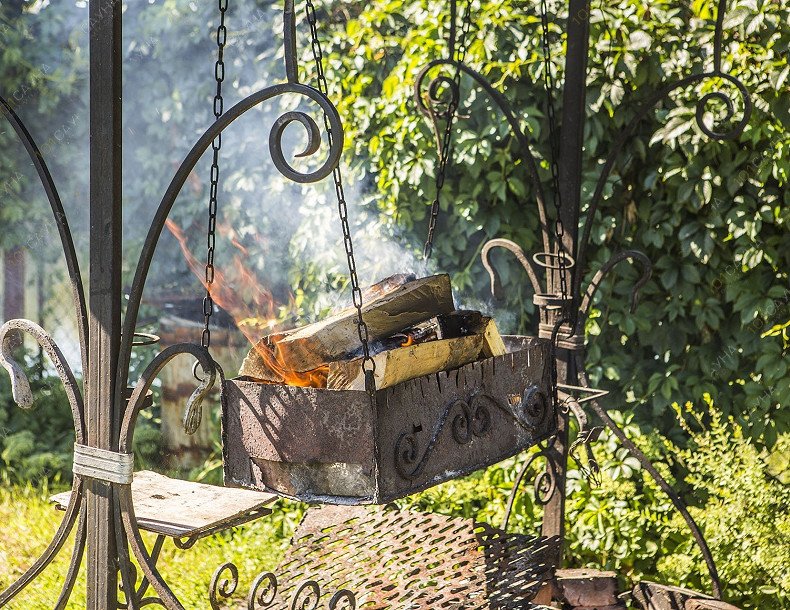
left=481, top=238, right=542, bottom=299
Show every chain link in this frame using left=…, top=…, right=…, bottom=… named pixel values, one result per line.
left=305, top=0, right=377, bottom=396
left=201, top=0, right=229, bottom=351
left=539, top=0, right=569, bottom=307
left=424, top=0, right=473, bottom=260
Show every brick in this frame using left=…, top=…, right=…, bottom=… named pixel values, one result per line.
left=556, top=568, right=620, bottom=607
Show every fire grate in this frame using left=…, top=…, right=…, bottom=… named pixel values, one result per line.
left=263, top=505, right=560, bottom=609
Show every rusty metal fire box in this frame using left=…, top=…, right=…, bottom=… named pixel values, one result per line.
left=222, top=336, right=554, bottom=504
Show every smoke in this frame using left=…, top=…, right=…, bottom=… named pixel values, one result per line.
left=3, top=0, right=510, bottom=372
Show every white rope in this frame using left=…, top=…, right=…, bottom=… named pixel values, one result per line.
left=73, top=443, right=134, bottom=485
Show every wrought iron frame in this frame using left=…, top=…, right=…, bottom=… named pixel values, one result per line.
left=0, top=0, right=751, bottom=606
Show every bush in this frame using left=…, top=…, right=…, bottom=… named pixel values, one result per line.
left=0, top=363, right=75, bottom=486
left=319, top=0, right=790, bottom=444
left=404, top=402, right=789, bottom=610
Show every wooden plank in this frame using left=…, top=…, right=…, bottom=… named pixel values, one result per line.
left=271, top=274, right=455, bottom=372
left=327, top=335, right=484, bottom=391
left=555, top=568, right=620, bottom=607
left=480, top=318, right=507, bottom=358
left=53, top=470, right=277, bottom=538
left=632, top=581, right=714, bottom=610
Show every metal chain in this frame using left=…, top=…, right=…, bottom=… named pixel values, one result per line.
left=424, top=0, right=473, bottom=260
left=539, top=0, right=569, bottom=306
left=201, top=0, right=229, bottom=351
left=305, top=0, right=377, bottom=395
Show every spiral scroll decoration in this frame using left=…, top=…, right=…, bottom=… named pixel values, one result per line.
left=209, top=562, right=240, bottom=610
left=501, top=445, right=555, bottom=531
left=576, top=65, right=752, bottom=295
left=329, top=589, right=357, bottom=610
left=451, top=397, right=492, bottom=444
left=291, top=580, right=322, bottom=610
left=117, top=81, right=344, bottom=418
left=415, top=59, right=551, bottom=250
left=395, top=391, right=544, bottom=481
left=695, top=73, right=752, bottom=141
left=248, top=572, right=278, bottom=609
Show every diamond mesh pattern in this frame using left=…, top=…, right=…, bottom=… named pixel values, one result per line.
left=271, top=505, right=559, bottom=609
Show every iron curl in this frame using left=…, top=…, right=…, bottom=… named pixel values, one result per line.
left=291, top=580, right=321, bottom=610
left=248, top=571, right=278, bottom=609
left=210, top=562, right=240, bottom=610
left=695, top=73, right=752, bottom=141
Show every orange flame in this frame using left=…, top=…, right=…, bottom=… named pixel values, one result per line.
left=165, top=218, right=326, bottom=388
left=401, top=335, right=415, bottom=347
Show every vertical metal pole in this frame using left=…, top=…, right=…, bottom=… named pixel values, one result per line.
left=86, top=0, right=123, bottom=606
left=541, top=0, right=591, bottom=565
left=558, top=0, right=590, bottom=248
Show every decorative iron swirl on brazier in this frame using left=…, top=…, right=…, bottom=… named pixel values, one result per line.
left=395, top=387, right=548, bottom=481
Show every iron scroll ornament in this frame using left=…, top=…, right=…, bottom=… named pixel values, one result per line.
left=115, top=80, right=344, bottom=421
left=0, top=320, right=87, bottom=608
left=395, top=387, right=550, bottom=481
left=414, top=59, right=552, bottom=253
left=0, top=0, right=752, bottom=606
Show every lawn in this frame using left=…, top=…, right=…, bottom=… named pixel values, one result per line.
left=0, top=484, right=297, bottom=609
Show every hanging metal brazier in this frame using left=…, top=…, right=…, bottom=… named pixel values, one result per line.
left=222, top=335, right=553, bottom=503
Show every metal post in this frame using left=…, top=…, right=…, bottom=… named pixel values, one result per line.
left=540, top=0, right=591, bottom=564
left=85, top=0, right=123, bottom=606
left=558, top=0, right=590, bottom=249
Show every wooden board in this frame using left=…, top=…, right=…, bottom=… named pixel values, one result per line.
left=632, top=582, right=715, bottom=610
left=270, top=274, right=455, bottom=372
left=327, top=335, right=484, bottom=391
left=480, top=318, right=507, bottom=358
left=51, top=470, right=277, bottom=538
left=555, top=568, right=620, bottom=607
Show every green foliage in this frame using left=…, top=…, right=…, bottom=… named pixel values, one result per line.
left=0, top=362, right=74, bottom=486
left=320, top=0, right=790, bottom=444
left=662, top=398, right=790, bottom=608
left=405, top=404, right=789, bottom=610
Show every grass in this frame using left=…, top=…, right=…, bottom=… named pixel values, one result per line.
left=0, top=483, right=300, bottom=609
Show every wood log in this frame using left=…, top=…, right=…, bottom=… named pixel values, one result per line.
left=437, top=311, right=506, bottom=358
left=327, top=335, right=484, bottom=391
left=239, top=332, right=290, bottom=383
left=480, top=318, right=507, bottom=358
left=272, top=274, right=455, bottom=372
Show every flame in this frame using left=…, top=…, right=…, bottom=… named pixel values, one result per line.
left=401, top=334, right=415, bottom=347
left=165, top=218, right=326, bottom=388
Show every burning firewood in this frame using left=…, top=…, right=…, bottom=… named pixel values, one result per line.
left=436, top=310, right=507, bottom=359
left=237, top=274, right=508, bottom=390
left=241, top=274, right=455, bottom=376
left=327, top=335, right=484, bottom=391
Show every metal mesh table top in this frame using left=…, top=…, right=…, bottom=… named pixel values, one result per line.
left=259, top=505, right=559, bottom=609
